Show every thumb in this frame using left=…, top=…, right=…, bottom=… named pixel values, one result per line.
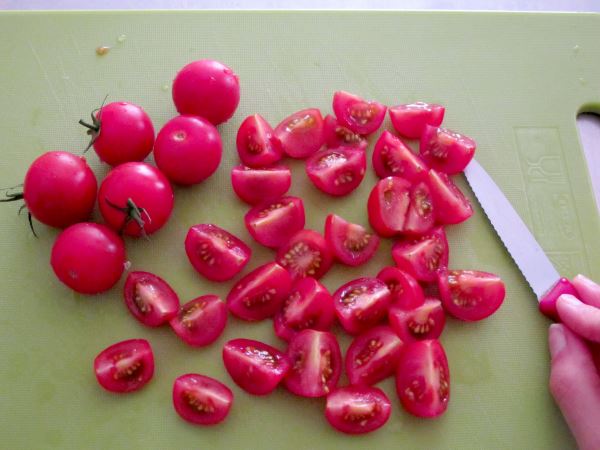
left=549, top=324, right=600, bottom=450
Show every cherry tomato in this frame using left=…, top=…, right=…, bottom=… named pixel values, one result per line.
left=389, top=102, right=445, bottom=139
left=388, top=298, right=446, bottom=343
left=438, top=269, right=505, bottom=321
left=231, top=165, right=291, bottom=205
left=305, top=145, right=367, bottom=197
left=324, top=213, right=379, bottom=266
left=244, top=196, right=305, bottom=249
left=94, top=339, right=154, bottom=393
left=323, top=114, right=366, bottom=148
left=153, top=115, right=222, bottom=186
left=274, top=108, right=325, bottom=159
left=273, top=277, right=335, bottom=341
left=332, top=91, right=386, bottom=135
left=376, top=266, right=425, bottom=309
left=372, top=130, right=428, bottom=181
left=403, top=181, right=435, bottom=236
left=276, top=229, right=333, bottom=280
left=345, top=325, right=404, bottom=386
left=427, top=169, right=473, bottom=225
left=236, top=114, right=283, bottom=168
left=81, top=101, right=154, bottom=166
left=172, top=373, right=233, bottom=425
left=367, top=176, right=411, bottom=237
left=169, top=295, right=227, bottom=347
left=284, top=329, right=342, bottom=398
left=420, top=125, right=476, bottom=175
left=172, top=59, right=240, bottom=125
left=50, top=222, right=126, bottom=294
left=333, top=277, right=392, bottom=335
left=392, top=227, right=449, bottom=282
left=325, top=386, right=392, bottom=435
left=222, top=338, right=291, bottom=395
left=185, top=224, right=251, bottom=282
left=227, top=262, right=292, bottom=321
left=396, top=339, right=450, bottom=418
left=124, top=271, right=180, bottom=327
left=98, top=162, right=174, bottom=237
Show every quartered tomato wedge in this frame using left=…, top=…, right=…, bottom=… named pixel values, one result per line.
left=274, top=108, right=325, bottom=158
left=372, top=130, right=428, bottom=181
left=420, top=125, right=476, bottom=175
left=403, top=181, right=435, bottom=236
left=94, top=339, right=154, bottom=393
left=236, top=114, right=283, bottom=168
left=389, top=102, right=445, bottom=139
left=231, top=165, right=291, bottom=205
left=392, top=227, right=449, bottom=282
left=376, top=266, right=425, bottom=309
left=396, top=339, right=450, bottom=418
left=123, top=271, right=180, bottom=327
left=325, top=386, right=392, bottom=435
left=172, top=374, right=233, bottom=425
left=305, top=145, right=367, bottom=197
left=323, top=114, right=366, bottom=148
left=345, top=325, right=404, bottom=386
left=276, top=229, right=333, bottom=280
left=332, top=91, right=387, bottom=135
left=169, top=295, right=228, bottom=347
left=438, top=269, right=505, bottom=321
left=388, top=298, right=446, bottom=343
left=244, top=196, right=305, bottom=249
left=284, top=329, right=342, bottom=398
left=324, top=213, right=380, bottom=266
left=427, top=169, right=473, bottom=225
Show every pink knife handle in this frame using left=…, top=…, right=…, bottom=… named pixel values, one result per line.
left=539, top=278, right=579, bottom=321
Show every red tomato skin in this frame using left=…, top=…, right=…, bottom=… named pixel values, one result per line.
left=325, top=386, right=392, bottom=434
left=376, top=266, right=425, bottom=309
left=172, top=374, right=233, bottom=425
left=389, top=102, right=445, bottom=139
left=305, top=145, right=367, bottom=197
left=392, top=227, right=449, bottom=282
left=244, top=196, right=305, bottom=249
left=324, top=213, right=380, bottom=266
left=170, top=295, right=227, bottom=347
left=94, top=339, right=154, bottom=393
left=372, top=130, right=428, bottom=181
left=332, top=91, right=387, bottom=135
left=420, top=125, right=476, bottom=175
left=274, top=108, right=325, bottom=159
left=388, top=298, right=446, bottom=343
left=231, top=165, right=291, bottom=205
left=123, top=271, right=180, bottom=327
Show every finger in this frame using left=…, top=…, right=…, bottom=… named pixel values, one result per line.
left=572, top=274, right=600, bottom=309
left=549, top=324, right=600, bottom=450
left=556, top=295, right=600, bottom=343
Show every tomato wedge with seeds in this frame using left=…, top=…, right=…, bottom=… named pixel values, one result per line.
left=372, top=130, right=428, bottom=181
left=403, top=181, right=435, bottom=236
left=367, top=176, right=411, bottom=237
left=427, top=169, right=473, bottom=225
left=170, top=295, right=227, bottom=347
left=388, top=298, right=446, bottom=343
left=420, top=125, right=476, bottom=175
left=325, top=386, right=392, bottom=435
left=227, top=262, right=292, bottom=321
left=345, top=325, right=404, bottom=386
left=274, top=108, right=325, bottom=159
left=333, top=277, right=392, bottom=335
left=376, top=266, right=425, bottom=309
left=284, top=329, right=342, bottom=398
left=94, top=339, right=154, bottom=393
left=124, top=271, right=180, bottom=327
left=324, top=214, right=379, bottom=266
left=389, top=102, right=445, bottom=139
left=236, top=114, right=282, bottom=168
left=222, top=338, right=291, bottom=395
left=276, top=229, right=333, bottom=281
left=332, top=91, right=387, bottom=135
left=438, top=269, right=505, bottom=321
left=396, top=339, right=450, bottom=418
left=323, top=114, right=366, bottom=149
left=244, top=196, right=305, bottom=249
left=185, top=224, right=251, bottom=282
left=172, top=374, right=233, bottom=426
left=305, top=145, right=367, bottom=197
left=392, top=227, right=449, bottom=282
left=231, top=165, right=291, bottom=205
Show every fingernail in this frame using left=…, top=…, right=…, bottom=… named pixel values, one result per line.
left=558, top=294, right=583, bottom=312
left=549, top=324, right=567, bottom=359
left=574, top=274, right=600, bottom=292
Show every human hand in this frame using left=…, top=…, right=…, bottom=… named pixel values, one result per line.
left=548, top=274, right=600, bottom=450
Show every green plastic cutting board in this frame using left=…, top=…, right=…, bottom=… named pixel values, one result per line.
left=0, top=10, right=599, bottom=450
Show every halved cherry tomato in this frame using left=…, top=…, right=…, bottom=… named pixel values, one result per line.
left=226, top=262, right=292, bottom=321
left=123, top=271, right=180, bottom=327
left=276, top=229, right=333, bottom=280
left=94, top=339, right=154, bottom=393
left=392, top=227, right=449, bottom=282
left=396, top=339, right=450, bottom=418
left=185, top=224, right=251, bottom=282
left=389, top=102, right=445, bottom=139
left=376, top=266, right=425, bottom=309
left=367, top=176, right=411, bottom=237
left=244, top=196, right=305, bottom=249
left=388, top=298, right=446, bottom=343
left=332, top=91, right=387, bottom=135
left=305, top=145, right=367, bottom=197
left=427, top=169, right=473, bottom=225
left=325, top=386, right=391, bottom=435
left=236, top=114, right=283, bottom=168
left=231, top=165, right=291, bottom=205
left=273, top=277, right=335, bottom=341
left=403, top=181, right=435, bottom=236
left=372, top=130, right=428, bottom=181
left=345, top=325, right=404, bottom=386
left=169, top=295, right=227, bottom=347
left=172, top=373, right=233, bottom=425
left=333, top=277, right=392, bottom=335
left=420, top=125, right=476, bottom=175
left=438, top=269, right=505, bottom=321
left=284, top=329, right=342, bottom=398
left=323, top=114, right=366, bottom=148
left=222, top=338, right=291, bottom=395
left=324, top=213, right=380, bottom=266
left=274, top=108, right=325, bottom=158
